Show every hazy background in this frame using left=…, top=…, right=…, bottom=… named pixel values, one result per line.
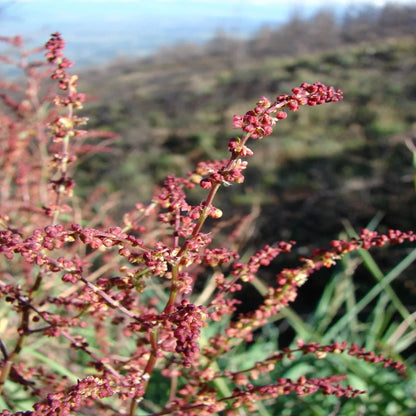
left=1, top=0, right=414, bottom=66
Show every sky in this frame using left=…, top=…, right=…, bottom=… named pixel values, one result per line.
left=1, top=0, right=415, bottom=66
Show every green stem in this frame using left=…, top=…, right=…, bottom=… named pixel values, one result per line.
left=164, top=264, right=180, bottom=312
left=130, top=326, right=160, bottom=416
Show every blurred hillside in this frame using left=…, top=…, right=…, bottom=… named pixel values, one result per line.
left=77, top=3, right=416, bottom=256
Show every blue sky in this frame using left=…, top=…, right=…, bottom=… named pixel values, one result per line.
left=1, top=0, right=415, bottom=66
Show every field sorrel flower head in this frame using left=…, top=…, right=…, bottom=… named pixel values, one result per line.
left=200, top=82, right=342, bottom=190
left=0, top=33, right=412, bottom=416
left=232, top=82, right=342, bottom=138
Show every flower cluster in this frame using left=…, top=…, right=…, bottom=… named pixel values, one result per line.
left=295, top=340, right=407, bottom=377
left=45, top=32, right=85, bottom=108
left=199, top=82, right=342, bottom=190
left=227, top=375, right=364, bottom=413
left=231, top=242, right=294, bottom=282
left=232, top=82, right=343, bottom=140
left=166, top=300, right=207, bottom=367
left=44, top=33, right=85, bottom=222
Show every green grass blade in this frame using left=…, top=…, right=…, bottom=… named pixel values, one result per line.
left=25, top=347, right=79, bottom=383
left=322, top=247, right=416, bottom=344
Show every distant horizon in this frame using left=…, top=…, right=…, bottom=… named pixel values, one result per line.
left=1, top=0, right=415, bottom=66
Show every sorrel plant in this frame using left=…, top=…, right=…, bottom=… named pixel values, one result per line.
left=0, top=33, right=413, bottom=416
